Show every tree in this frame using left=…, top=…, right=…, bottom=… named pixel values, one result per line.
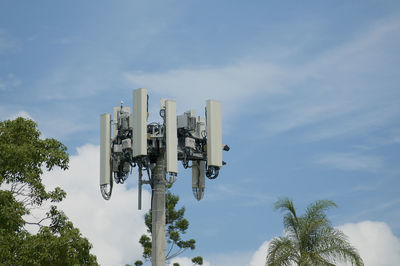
left=0, top=117, right=98, bottom=265
left=266, top=198, right=363, bottom=266
left=134, top=187, right=203, bottom=266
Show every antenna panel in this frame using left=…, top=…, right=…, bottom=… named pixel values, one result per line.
left=206, top=100, right=222, bottom=167
left=100, top=113, right=111, bottom=186
left=165, top=100, right=178, bottom=174
left=133, top=88, right=148, bottom=157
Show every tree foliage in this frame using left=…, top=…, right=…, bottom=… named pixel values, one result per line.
left=0, top=117, right=98, bottom=265
left=135, top=187, right=202, bottom=265
left=266, top=197, right=363, bottom=266
left=191, top=256, right=203, bottom=265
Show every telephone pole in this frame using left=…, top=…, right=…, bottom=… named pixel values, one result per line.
left=152, top=155, right=166, bottom=266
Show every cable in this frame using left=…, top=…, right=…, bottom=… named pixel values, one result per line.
left=206, top=166, right=219, bottom=179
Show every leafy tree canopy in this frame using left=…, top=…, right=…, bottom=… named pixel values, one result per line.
left=0, top=118, right=98, bottom=265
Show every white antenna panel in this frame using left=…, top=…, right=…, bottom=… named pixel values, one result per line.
left=206, top=100, right=222, bottom=167
left=100, top=113, right=111, bottom=186
left=132, top=88, right=148, bottom=157
left=165, top=100, right=178, bottom=174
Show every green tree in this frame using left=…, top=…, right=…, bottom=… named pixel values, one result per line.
left=267, top=198, right=363, bottom=266
left=135, top=187, right=202, bottom=265
left=0, top=117, right=98, bottom=265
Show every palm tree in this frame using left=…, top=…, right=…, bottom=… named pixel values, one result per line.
left=266, top=198, right=363, bottom=266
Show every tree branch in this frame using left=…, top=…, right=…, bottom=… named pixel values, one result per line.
left=24, top=216, right=50, bottom=228
left=166, top=247, right=188, bottom=260
left=166, top=241, right=175, bottom=259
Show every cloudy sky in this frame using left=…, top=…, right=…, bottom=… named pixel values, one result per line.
left=1, top=1, right=400, bottom=265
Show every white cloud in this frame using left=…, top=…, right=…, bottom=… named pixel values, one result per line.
left=207, top=184, right=274, bottom=207
left=124, top=62, right=288, bottom=118
left=39, top=117, right=93, bottom=140
left=315, top=152, right=383, bottom=172
left=338, top=221, right=400, bottom=266
left=262, top=15, right=400, bottom=139
left=41, top=144, right=151, bottom=266
left=34, top=65, right=112, bottom=100
left=8, top=110, right=34, bottom=121
left=125, top=14, right=400, bottom=141
left=248, top=241, right=270, bottom=266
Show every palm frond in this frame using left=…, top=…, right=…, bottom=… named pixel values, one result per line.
left=283, top=213, right=300, bottom=240
left=314, top=227, right=364, bottom=266
left=303, top=252, right=336, bottom=266
left=305, top=200, right=336, bottom=225
left=266, top=236, right=298, bottom=266
left=275, top=198, right=300, bottom=240
left=274, top=198, right=298, bottom=219
left=297, top=200, right=337, bottom=254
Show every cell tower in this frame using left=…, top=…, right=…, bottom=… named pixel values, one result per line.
left=99, top=88, right=229, bottom=266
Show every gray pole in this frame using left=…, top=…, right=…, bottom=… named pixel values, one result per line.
left=151, top=155, right=166, bottom=266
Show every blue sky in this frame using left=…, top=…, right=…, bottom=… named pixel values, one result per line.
left=1, top=1, right=400, bottom=265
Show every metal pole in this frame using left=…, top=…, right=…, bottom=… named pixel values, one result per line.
left=151, top=155, right=166, bottom=266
